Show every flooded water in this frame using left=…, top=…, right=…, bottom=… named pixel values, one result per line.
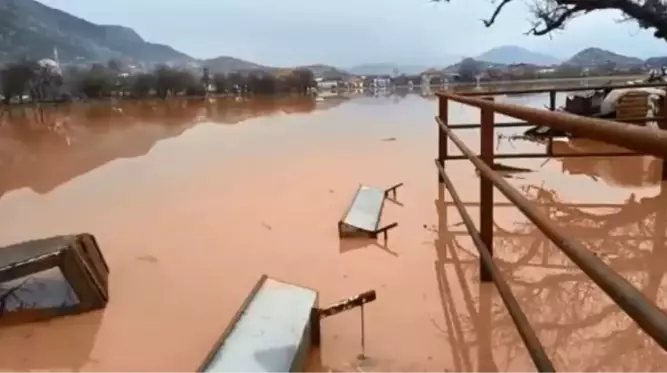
left=0, top=90, right=664, bottom=371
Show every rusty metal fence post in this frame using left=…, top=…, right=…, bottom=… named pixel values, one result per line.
left=480, top=97, right=495, bottom=282
left=662, top=94, right=667, bottom=181
left=438, top=96, right=449, bottom=183
left=548, top=90, right=557, bottom=111
left=547, top=90, right=557, bottom=156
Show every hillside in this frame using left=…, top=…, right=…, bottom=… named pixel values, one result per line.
left=0, top=0, right=192, bottom=64
left=301, top=64, right=351, bottom=79
left=201, top=58, right=347, bottom=79
left=347, top=64, right=432, bottom=76
left=202, top=56, right=271, bottom=74
left=645, top=56, right=667, bottom=68
left=565, top=48, right=643, bottom=67
left=444, top=59, right=506, bottom=72
left=476, top=46, right=560, bottom=66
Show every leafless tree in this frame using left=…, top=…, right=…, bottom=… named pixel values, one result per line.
left=433, top=0, right=667, bottom=42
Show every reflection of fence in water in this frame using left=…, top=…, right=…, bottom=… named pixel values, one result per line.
left=435, top=184, right=667, bottom=371
left=434, top=82, right=667, bottom=371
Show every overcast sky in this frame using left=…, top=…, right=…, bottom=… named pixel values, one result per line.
left=37, top=0, right=667, bottom=67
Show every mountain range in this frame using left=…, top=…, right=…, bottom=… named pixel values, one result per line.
left=1, top=0, right=665, bottom=77
left=475, top=46, right=561, bottom=66
left=0, top=0, right=191, bottom=64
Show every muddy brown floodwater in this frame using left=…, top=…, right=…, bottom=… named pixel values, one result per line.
left=0, top=91, right=665, bottom=372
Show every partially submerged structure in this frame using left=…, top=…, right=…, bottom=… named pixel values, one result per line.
left=0, top=234, right=109, bottom=326
left=525, top=71, right=667, bottom=138
left=338, top=183, right=403, bottom=240
left=198, top=275, right=375, bottom=372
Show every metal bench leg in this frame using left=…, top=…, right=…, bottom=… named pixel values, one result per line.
left=376, top=222, right=398, bottom=242
left=359, top=304, right=366, bottom=360
left=385, top=183, right=404, bottom=199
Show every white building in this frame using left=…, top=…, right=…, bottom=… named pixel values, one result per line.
left=315, top=77, right=338, bottom=90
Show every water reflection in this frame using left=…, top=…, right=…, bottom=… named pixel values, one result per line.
left=552, top=138, right=662, bottom=188
left=436, top=179, right=667, bottom=371
left=0, top=90, right=665, bottom=371
left=0, top=97, right=324, bottom=198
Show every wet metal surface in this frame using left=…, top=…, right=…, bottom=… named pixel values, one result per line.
left=0, top=92, right=665, bottom=371
left=341, top=186, right=386, bottom=233
left=200, top=276, right=317, bottom=373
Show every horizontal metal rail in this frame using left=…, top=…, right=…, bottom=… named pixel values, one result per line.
left=448, top=121, right=529, bottom=129
left=445, top=231, right=655, bottom=240
left=438, top=200, right=643, bottom=208
left=436, top=93, right=667, bottom=159
left=437, top=117, right=667, bottom=352
left=435, top=159, right=555, bottom=372
left=450, top=116, right=666, bottom=130
left=455, top=82, right=667, bottom=96
left=442, top=151, right=637, bottom=161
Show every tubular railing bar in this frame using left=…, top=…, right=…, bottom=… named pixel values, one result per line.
left=435, top=159, right=555, bottom=372
left=451, top=82, right=667, bottom=97
left=442, top=151, right=639, bottom=160
left=450, top=116, right=666, bottom=129
left=441, top=201, right=644, bottom=208
left=445, top=231, right=655, bottom=240
left=437, top=117, right=667, bottom=352
left=436, top=93, right=667, bottom=159
left=449, top=121, right=530, bottom=129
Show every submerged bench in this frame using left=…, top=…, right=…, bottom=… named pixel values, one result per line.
left=198, top=275, right=376, bottom=372
left=0, top=234, right=109, bottom=326
left=338, top=183, right=404, bottom=240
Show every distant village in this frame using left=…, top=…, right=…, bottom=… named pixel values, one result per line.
left=0, top=47, right=664, bottom=104
left=80, top=57, right=656, bottom=90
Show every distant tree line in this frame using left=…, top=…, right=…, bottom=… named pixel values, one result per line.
left=455, top=57, right=648, bottom=83
left=0, top=58, right=317, bottom=105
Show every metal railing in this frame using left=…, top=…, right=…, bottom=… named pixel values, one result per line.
left=446, top=82, right=667, bottom=160
left=434, top=85, right=667, bottom=372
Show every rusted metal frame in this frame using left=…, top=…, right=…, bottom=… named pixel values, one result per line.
left=442, top=151, right=638, bottom=161
left=450, top=116, right=665, bottom=130
left=317, top=290, right=376, bottom=318
left=437, top=117, right=667, bottom=352
left=454, top=82, right=667, bottom=97
left=442, top=201, right=630, bottom=208
left=0, top=252, right=61, bottom=283
left=436, top=177, right=449, bottom=262
left=448, top=121, right=529, bottom=129
left=435, top=160, right=555, bottom=372
left=446, top=230, right=655, bottom=240
left=546, top=91, right=557, bottom=156
left=439, top=92, right=667, bottom=159
left=438, top=96, right=448, bottom=183
left=662, top=96, right=667, bottom=181
left=479, top=97, right=494, bottom=282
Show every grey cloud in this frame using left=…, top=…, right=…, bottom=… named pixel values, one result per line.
left=38, top=0, right=667, bottom=66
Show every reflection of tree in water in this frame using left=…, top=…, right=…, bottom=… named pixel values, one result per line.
left=553, top=138, right=662, bottom=188
left=436, top=184, right=667, bottom=371
left=0, top=97, right=319, bottom=198
left=0, top=268, right=78, bottom=316
left=203, top=96, right=317, bottom=124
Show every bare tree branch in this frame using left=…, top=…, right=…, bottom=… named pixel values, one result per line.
left=432, top=0, right=667, bottom=43
left=482, top=0, right=514, bottom=27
